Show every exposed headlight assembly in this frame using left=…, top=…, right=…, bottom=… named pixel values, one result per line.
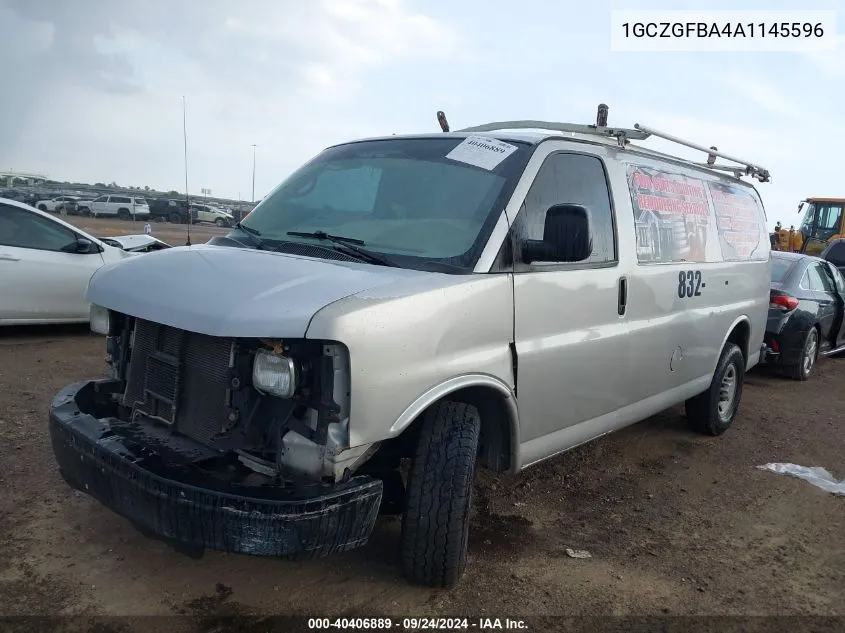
left=89, top=304, right=112, bottom=336
left=252, top=348, right=297, bottom=398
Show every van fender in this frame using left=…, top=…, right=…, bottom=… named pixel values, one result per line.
left=389, top=374, right=521, bottom=472
left=713, top=314, right=752, bottom=374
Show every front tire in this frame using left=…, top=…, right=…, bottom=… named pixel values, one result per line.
left=400, top=400, right=480, bottom=588
left=685, top=342, right=745, bottom=436
left=215, top=217, right=225, bottom=227
left=787, top=327, right=818, bottom=381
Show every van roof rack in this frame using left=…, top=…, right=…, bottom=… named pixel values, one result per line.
left=442, top=104, right=771, bottom=183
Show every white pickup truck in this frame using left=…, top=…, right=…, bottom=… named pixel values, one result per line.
left=88, top=195, right=151, bottom=220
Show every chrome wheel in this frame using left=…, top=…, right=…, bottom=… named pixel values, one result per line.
left=803, top=330, right=818, bottom=375
left=717, top=364, right=738, bottom=421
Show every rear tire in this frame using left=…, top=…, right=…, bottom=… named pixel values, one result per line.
left=37, top=204, right=48, bottom=211
left=400, top=400, right=480, bottom=588
left=685, top=342, right=745, bottom=436
left=787, top=327, right=818, bottom=381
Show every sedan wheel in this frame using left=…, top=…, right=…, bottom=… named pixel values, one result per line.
left=789, top=328, right=818, bottom=381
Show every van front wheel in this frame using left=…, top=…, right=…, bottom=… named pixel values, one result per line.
left=400, top=400, right=480, bottom=588
left=685, top=342, right=745, bottom=436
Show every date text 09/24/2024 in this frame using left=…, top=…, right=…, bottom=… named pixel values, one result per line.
left=307, top=618, right=529, bottom=630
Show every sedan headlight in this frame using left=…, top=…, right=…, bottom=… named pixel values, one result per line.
left=89, top=304, right=112, bottom=335
left=252, top=349, right=297, bottom=398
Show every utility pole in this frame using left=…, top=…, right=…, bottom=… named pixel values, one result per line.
left=183, top=95, right=192, bottom=246
left=251, top=144, right=257, bottom=203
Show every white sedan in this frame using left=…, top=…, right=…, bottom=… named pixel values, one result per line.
left=0, top=197, right=141, bottom=325
left=99, top=234, right=172, bottom=253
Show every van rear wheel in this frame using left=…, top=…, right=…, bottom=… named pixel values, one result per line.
left=685, top=342, right=745, bottom=436
left=400, top=400, right=480, bottom=588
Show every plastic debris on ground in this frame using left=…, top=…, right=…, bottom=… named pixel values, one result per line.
left=565, top=548, right=592, bottom=559
left=757, top=463, right=845, bottom=496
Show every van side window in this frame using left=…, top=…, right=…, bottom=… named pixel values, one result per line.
left=511, top=153, right=615, bottom=268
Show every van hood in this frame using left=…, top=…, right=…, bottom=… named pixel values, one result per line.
left=85, top=245, right=430, bottom=337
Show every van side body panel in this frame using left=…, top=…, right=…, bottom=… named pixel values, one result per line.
left=487, top=137, right=770, bottom=470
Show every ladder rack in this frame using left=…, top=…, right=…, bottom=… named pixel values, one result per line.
left=634, top=123, right=770, bottom=183
left=442, top=105, right=771, bottom=183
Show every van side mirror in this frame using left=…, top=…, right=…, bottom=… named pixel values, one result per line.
left=521, top=204, right=593, bottom=264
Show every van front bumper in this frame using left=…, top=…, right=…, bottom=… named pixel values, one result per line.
left=48, top=380, right=382, bottom=559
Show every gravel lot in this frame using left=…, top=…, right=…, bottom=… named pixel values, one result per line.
left=63, top=215, right=230, bottom=246
left=0, top=242, right=843, bottom=630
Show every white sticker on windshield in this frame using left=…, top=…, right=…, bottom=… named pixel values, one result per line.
left=445, top=136, right=518, bottom=171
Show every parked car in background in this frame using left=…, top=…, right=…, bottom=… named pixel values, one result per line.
left=0, top=198, right=139, bottom=325
left=192, top=203, right=233, bottom=227
left=88, top=195, right=150, bottom=220
left=763, top=251, right=845, bottom=380
left=35, top=195, right=79, bottom=215
left=98, top=234, right=172, bottom=253
left=0, top=189, right=30, bottom=204
left=148, top=198, right=198, bottom=224
left=75, top=196, right=98, bottom=215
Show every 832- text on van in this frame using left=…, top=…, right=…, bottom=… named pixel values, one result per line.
left=48, top=105, right=772, bottom=587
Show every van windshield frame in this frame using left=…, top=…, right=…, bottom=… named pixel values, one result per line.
left=233, top=137, right=534, bottom=273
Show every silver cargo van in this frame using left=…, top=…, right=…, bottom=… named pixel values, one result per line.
left=48, top=106, right=772, bottom=587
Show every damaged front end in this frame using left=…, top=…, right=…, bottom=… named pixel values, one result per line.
left=48, top=309, right=382, bottom=558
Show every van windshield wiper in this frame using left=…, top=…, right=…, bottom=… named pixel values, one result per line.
left=234, top=221, right=267, bottom=249
left=286, top=230, right=396, bottom=267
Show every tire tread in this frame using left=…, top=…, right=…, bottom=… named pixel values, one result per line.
left=400, top=400, right=480, bottom=588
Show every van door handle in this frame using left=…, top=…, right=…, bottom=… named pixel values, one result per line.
left=618, top=277, right=628, bottom=316
left=0, top=253, right=20, bottom=261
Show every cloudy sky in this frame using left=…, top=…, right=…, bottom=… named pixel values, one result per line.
left=1, top=0, right=841, bottom=227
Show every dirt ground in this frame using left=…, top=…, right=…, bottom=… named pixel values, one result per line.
left=63, top=215, right=230, bottom=246
left=0, top=325, right=843, bottom=631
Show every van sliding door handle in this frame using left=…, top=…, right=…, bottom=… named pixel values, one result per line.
left=618, top=277, right=628, bottom=316
left=0, top=253, right=20, bottom=262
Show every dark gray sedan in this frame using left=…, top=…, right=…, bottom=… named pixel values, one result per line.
left=763, top=251, right=845, bottom=380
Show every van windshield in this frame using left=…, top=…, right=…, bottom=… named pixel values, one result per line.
left=235, top=137, right=532, bottom=272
